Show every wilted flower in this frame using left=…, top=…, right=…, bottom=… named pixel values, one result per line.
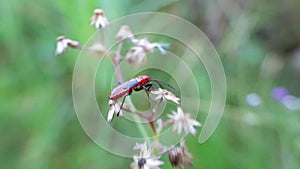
left=179, top=141, right=192, bottom=160
left=168, top=141, right=193, bottom=169
left=151, top=88, right=180, bottom=104
left=246, top=93, right=262, bottom=107
left=116, top=25, right=135, bottom=41
left=107, top=99, right=124, bottom=122
left=167, top=107, right=201, bottom=136
left=168, top=147, right=182, bottom=168
left=90, top=9, right=109, bottom=29
left=55, top=36, right=80, bottom=55
left=131, top=142, right=164, bottom=169
left=125, top=46, right=147, bottom=67
left=168, top=147, right=183, bottom=168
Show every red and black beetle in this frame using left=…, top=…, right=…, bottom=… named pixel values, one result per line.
left=109, top=75, right=151, bottom=100
left=109, top=75, right=173, bottom=115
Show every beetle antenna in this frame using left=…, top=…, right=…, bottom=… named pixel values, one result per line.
left=151, top=79, right=175, bottom=90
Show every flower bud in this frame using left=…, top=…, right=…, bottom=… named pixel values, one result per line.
left=116, top=25, right=135, bottom=41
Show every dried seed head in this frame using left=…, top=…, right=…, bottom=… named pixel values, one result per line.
left=168, top=148, right=183, bottom=167
left=168, top=142, right=193, bottom=169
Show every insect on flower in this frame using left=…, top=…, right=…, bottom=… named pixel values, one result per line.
left=109, top=75, right=174, bottom=116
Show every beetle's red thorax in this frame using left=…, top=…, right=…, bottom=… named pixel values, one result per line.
left=136, top=75, right=151, bottom=85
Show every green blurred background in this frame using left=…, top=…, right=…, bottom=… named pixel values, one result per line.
left=1, top=0, right=300, bottom=168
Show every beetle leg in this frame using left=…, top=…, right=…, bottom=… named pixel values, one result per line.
left=117, top=95, right=127, bottom=116
left=143, top=83, right=156, bottom=102
left=133, top=85, right=144, bottom=91
left=144, top=83, right=153, bottom=91
left=144, top=89, right=155, bottom=102
left=117, top=89, right=132, bottom=116
left=133, top=83, right=155, bottom=102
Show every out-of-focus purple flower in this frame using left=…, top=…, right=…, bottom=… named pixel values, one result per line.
left=272, top=87, right=289, bottom=101
left=281, top=95, right=300, bottom=111
left=246, top=93, right=262, bottom=107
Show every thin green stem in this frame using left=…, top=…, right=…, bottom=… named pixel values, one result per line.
left=111, top=42, right=150, bottom=138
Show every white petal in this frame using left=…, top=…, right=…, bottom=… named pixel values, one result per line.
left=156, top=118, right=163, bottom=134
left=177, top=121, right=183, bottom=134
left=67, top=39, right=80, bottom=48
left=189, top=126, right=197, bottom=135
left=143, top=165, right=150, bottom=169
left=156, top=45, right=166, bottom=54
left=165, top=94, right=180, bottom=104
left=167, top=113, right=175, bottom=120
left=177, top=107, right=184, bottom=116
left=155, top=43, right=169, bottom=55
left=147, top=159, right=164, bottom=167
left=140, top=142, right=149, bottom=157
left=154, top=95, right=163, bottom=101
left=150, top=90, right=162, bottom=95
left=98, top=17, right=106, bottom=27
left=114, top=103, right=121, bottom=113
left=117, top=110, right=123, bottom=117
left=191, top=119, right=202, bottom=127
left=55, top=45, right=65, bottom=55
left=107, top=108, right=115, bottom=122
left=133, top=143, right=144, bottom=150
left=183, top=120, right=190, bottom=134
left=172, top=122, right=177, bottom=133
left=131, top=38, right=139, bottom=44
left=130, top=162, right=139, bottom=169
left=95, top=21, right=101, bottom=29
left=133, top=155, right=139, bottom=162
